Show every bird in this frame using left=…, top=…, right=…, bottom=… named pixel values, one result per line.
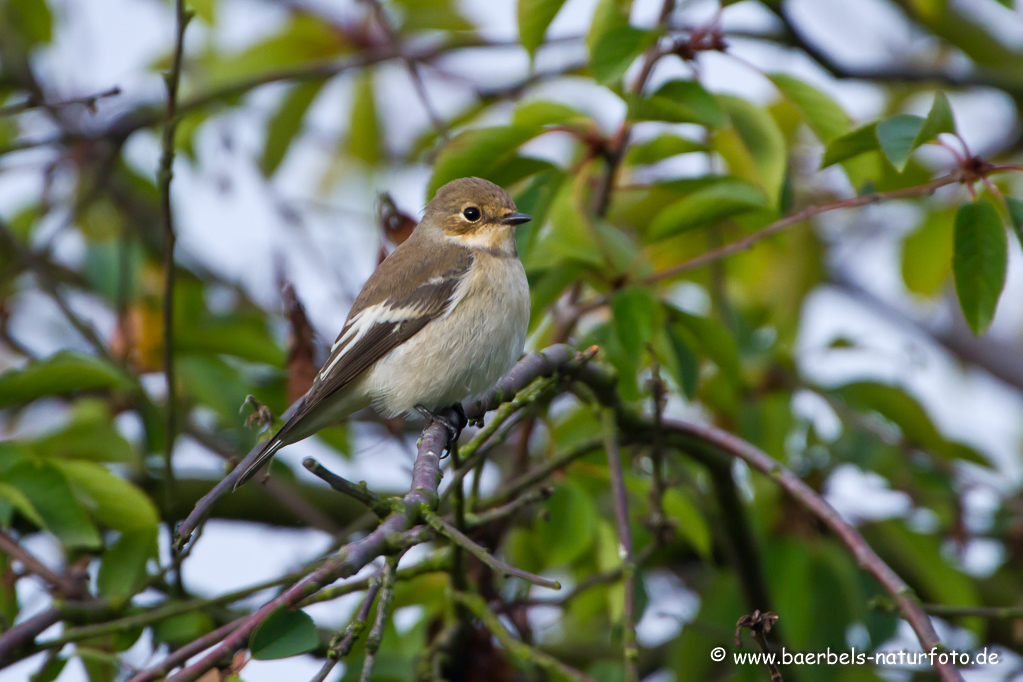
left=232, top=177, right=532, bottom=490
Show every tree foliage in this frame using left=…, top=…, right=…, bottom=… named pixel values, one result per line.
left=0, top=1, right=1022, bottom=681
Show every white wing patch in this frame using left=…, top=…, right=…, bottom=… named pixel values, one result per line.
left=321, top=304, right=424, bottom=380
left=319, top=273, right=470, bottom=382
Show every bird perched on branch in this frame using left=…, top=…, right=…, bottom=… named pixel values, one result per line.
left=233, top=177, right=532, bottom=489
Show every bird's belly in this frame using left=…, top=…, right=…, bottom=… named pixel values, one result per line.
left=364, top=257, right=529, bottom=417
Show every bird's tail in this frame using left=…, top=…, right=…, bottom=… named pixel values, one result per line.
left=232, top=436, right=285, bottom=491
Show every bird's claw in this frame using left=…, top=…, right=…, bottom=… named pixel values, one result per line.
left=414, top=404, right=468, bottom=458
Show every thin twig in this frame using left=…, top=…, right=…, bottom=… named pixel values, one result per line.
left=422, top=510, right=560, bottom=590
left=592, top=0, right=676, bottom=216
left=0, top=529, right=84, bottom=598
left=303, top=457, right=389, bottom=517
left=647, top=415, right=964, bottom=682
left=158, top=0, right=193, bottom=592
left=359, top=555, right=398, bottom=682
left=0, top=86, right=121, bottom=117
left=453, top=592, right=598, bottom=682
left=176, top=345, right=588, bottom=543
left=464, top=484, right=553, bottom=528
left=128, top=617, right=245, bottom=682
left=602, top=411, right=638, bottom=682
left=636, top=171, right=969, bottom=287
left=0, top=608, right=61, bottom=665
left=302, top=551, right=449, bottom=606
left=484, top=437, right=603, bottom=508
left=359, top=0, right=447, bottom=138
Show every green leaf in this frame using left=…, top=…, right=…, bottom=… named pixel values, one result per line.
left=835, top=381, right=989, bottom=465
left=663, top=489, right=711, bottom=558
left=204, top=15, right=347, bottom=85
left=768, top=73, right=850, bottom=143
left=0, top=352, right=127, bottom=409
left=876, top=114, right=926, bottom=172
left=611, top=288, right=657, bottom=368
left=536, top=480, right=597, bottom=565
left=0, top=481, right=45, bottom=528
left=261, top=81, right=324, bottom=176
left=953, top=200, right=1008, bottom=334
left=31, top=654, right=68, bottom=682
left=517, top=0, right=569, bottom=57
left=250, top=607, right=319, bottom=660
left=626, top=80, right=727, bottom=127
left=915, top=92, right=956, bottom=146
left=715, top=96, right=786, bottom=206
left=664, top=324, right=698, bottom=397
left=821, top=123, right=879, bottom=168
left=33, top=400, right=133, bottom=463
left=97, top=528, right=157, bottom=598
left=7, top=0, right=53, bottom=45
left=671, top=310, right=741, bottom=382
left=427, top=126, right=539, bottom=197
left=1005, top=197, right=1023, bottom=253
left=391, top=0, right=473, bottom=31
left=901, top=210, right=954, bottom=296
left=0, top=461, right=101, bottom=548
left=624, top=133, right=706, bottom=166
left=347, top=72, right=381, bottom=166
left=511, top=100, right=587, bottom=128
left=153, top=612, right=215, bottom=648
left=525, top=175, right=605, bottom=270
left=591, top=26, right=656, bottom=85
left=587, top=0, right=633, bottom=53
left=648, top=178, right=768, bottom=239
left=54, top=460, right=160, bottom=531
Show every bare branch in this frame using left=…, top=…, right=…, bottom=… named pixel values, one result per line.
left=423, top=509, right=560, bottom=590
left=602, top=411, right=638, bottom=682
left=453, top=591, right=598, bottom=682
left=0, top=86, right=121, bottom=117
left=359, top=555, right=398, bottom=682
left=0, top=529, right=85, bottom=598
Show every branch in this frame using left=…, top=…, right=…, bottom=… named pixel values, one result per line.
left=464, top=484, right=552, bottom=528
left=0, top=529, right=84, bottom=598
left=648, top=416, right=964, bottom=682
left=0, top=608, right=61, bottom=665
left=484, top=437, right=602, bottom=508
left=302, top=457, right=389, bottom=518
left=302, top=551, right=449, bottom=607
left=157, top=0, right=192, bottom=531
left=636, top=171, right=968, bottom=287
left=452, top=591, right=598, bottom=682
left=176, top=344, right=587, bottom=543
left=422, top=509, right=560, bottom=590
left=592, top=0, right=676, bottom=217
left=567, top=360, right=962, bottom=682
left=358, top=555, right=398, bottom=682
left=0, top=86, right=121, bottom=117
left=309, top=570, right=382, bottom=682
left=127, top=617, right=244, bottom=682
left=152, top=347, right=590, bottom=681
left=602, top=411, right=638, bottom=682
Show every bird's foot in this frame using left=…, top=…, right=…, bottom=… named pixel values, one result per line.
left=414, top=404, right=468, bottom=457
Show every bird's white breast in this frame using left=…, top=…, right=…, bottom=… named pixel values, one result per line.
left=363, top=252, right=530, bottom=417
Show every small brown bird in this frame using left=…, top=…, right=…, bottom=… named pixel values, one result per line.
left=234, top=177, right=532, bottom=489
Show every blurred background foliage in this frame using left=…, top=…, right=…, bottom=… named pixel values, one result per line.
left=0, top=0, right=1023, bottom=680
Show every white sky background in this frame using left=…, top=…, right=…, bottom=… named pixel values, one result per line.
left=1, top=0, right=1023, bottom=680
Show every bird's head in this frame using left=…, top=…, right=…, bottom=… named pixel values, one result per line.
left=422, top=177, right=531, bottom=254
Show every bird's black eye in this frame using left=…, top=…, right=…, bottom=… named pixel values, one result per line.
left=462, top=206, right=481, bottom=222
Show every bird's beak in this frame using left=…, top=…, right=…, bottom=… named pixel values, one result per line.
left=499, top=212, right=532, bottom=226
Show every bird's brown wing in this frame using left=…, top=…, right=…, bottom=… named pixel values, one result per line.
left=232, top=243, right=474, bottom=488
